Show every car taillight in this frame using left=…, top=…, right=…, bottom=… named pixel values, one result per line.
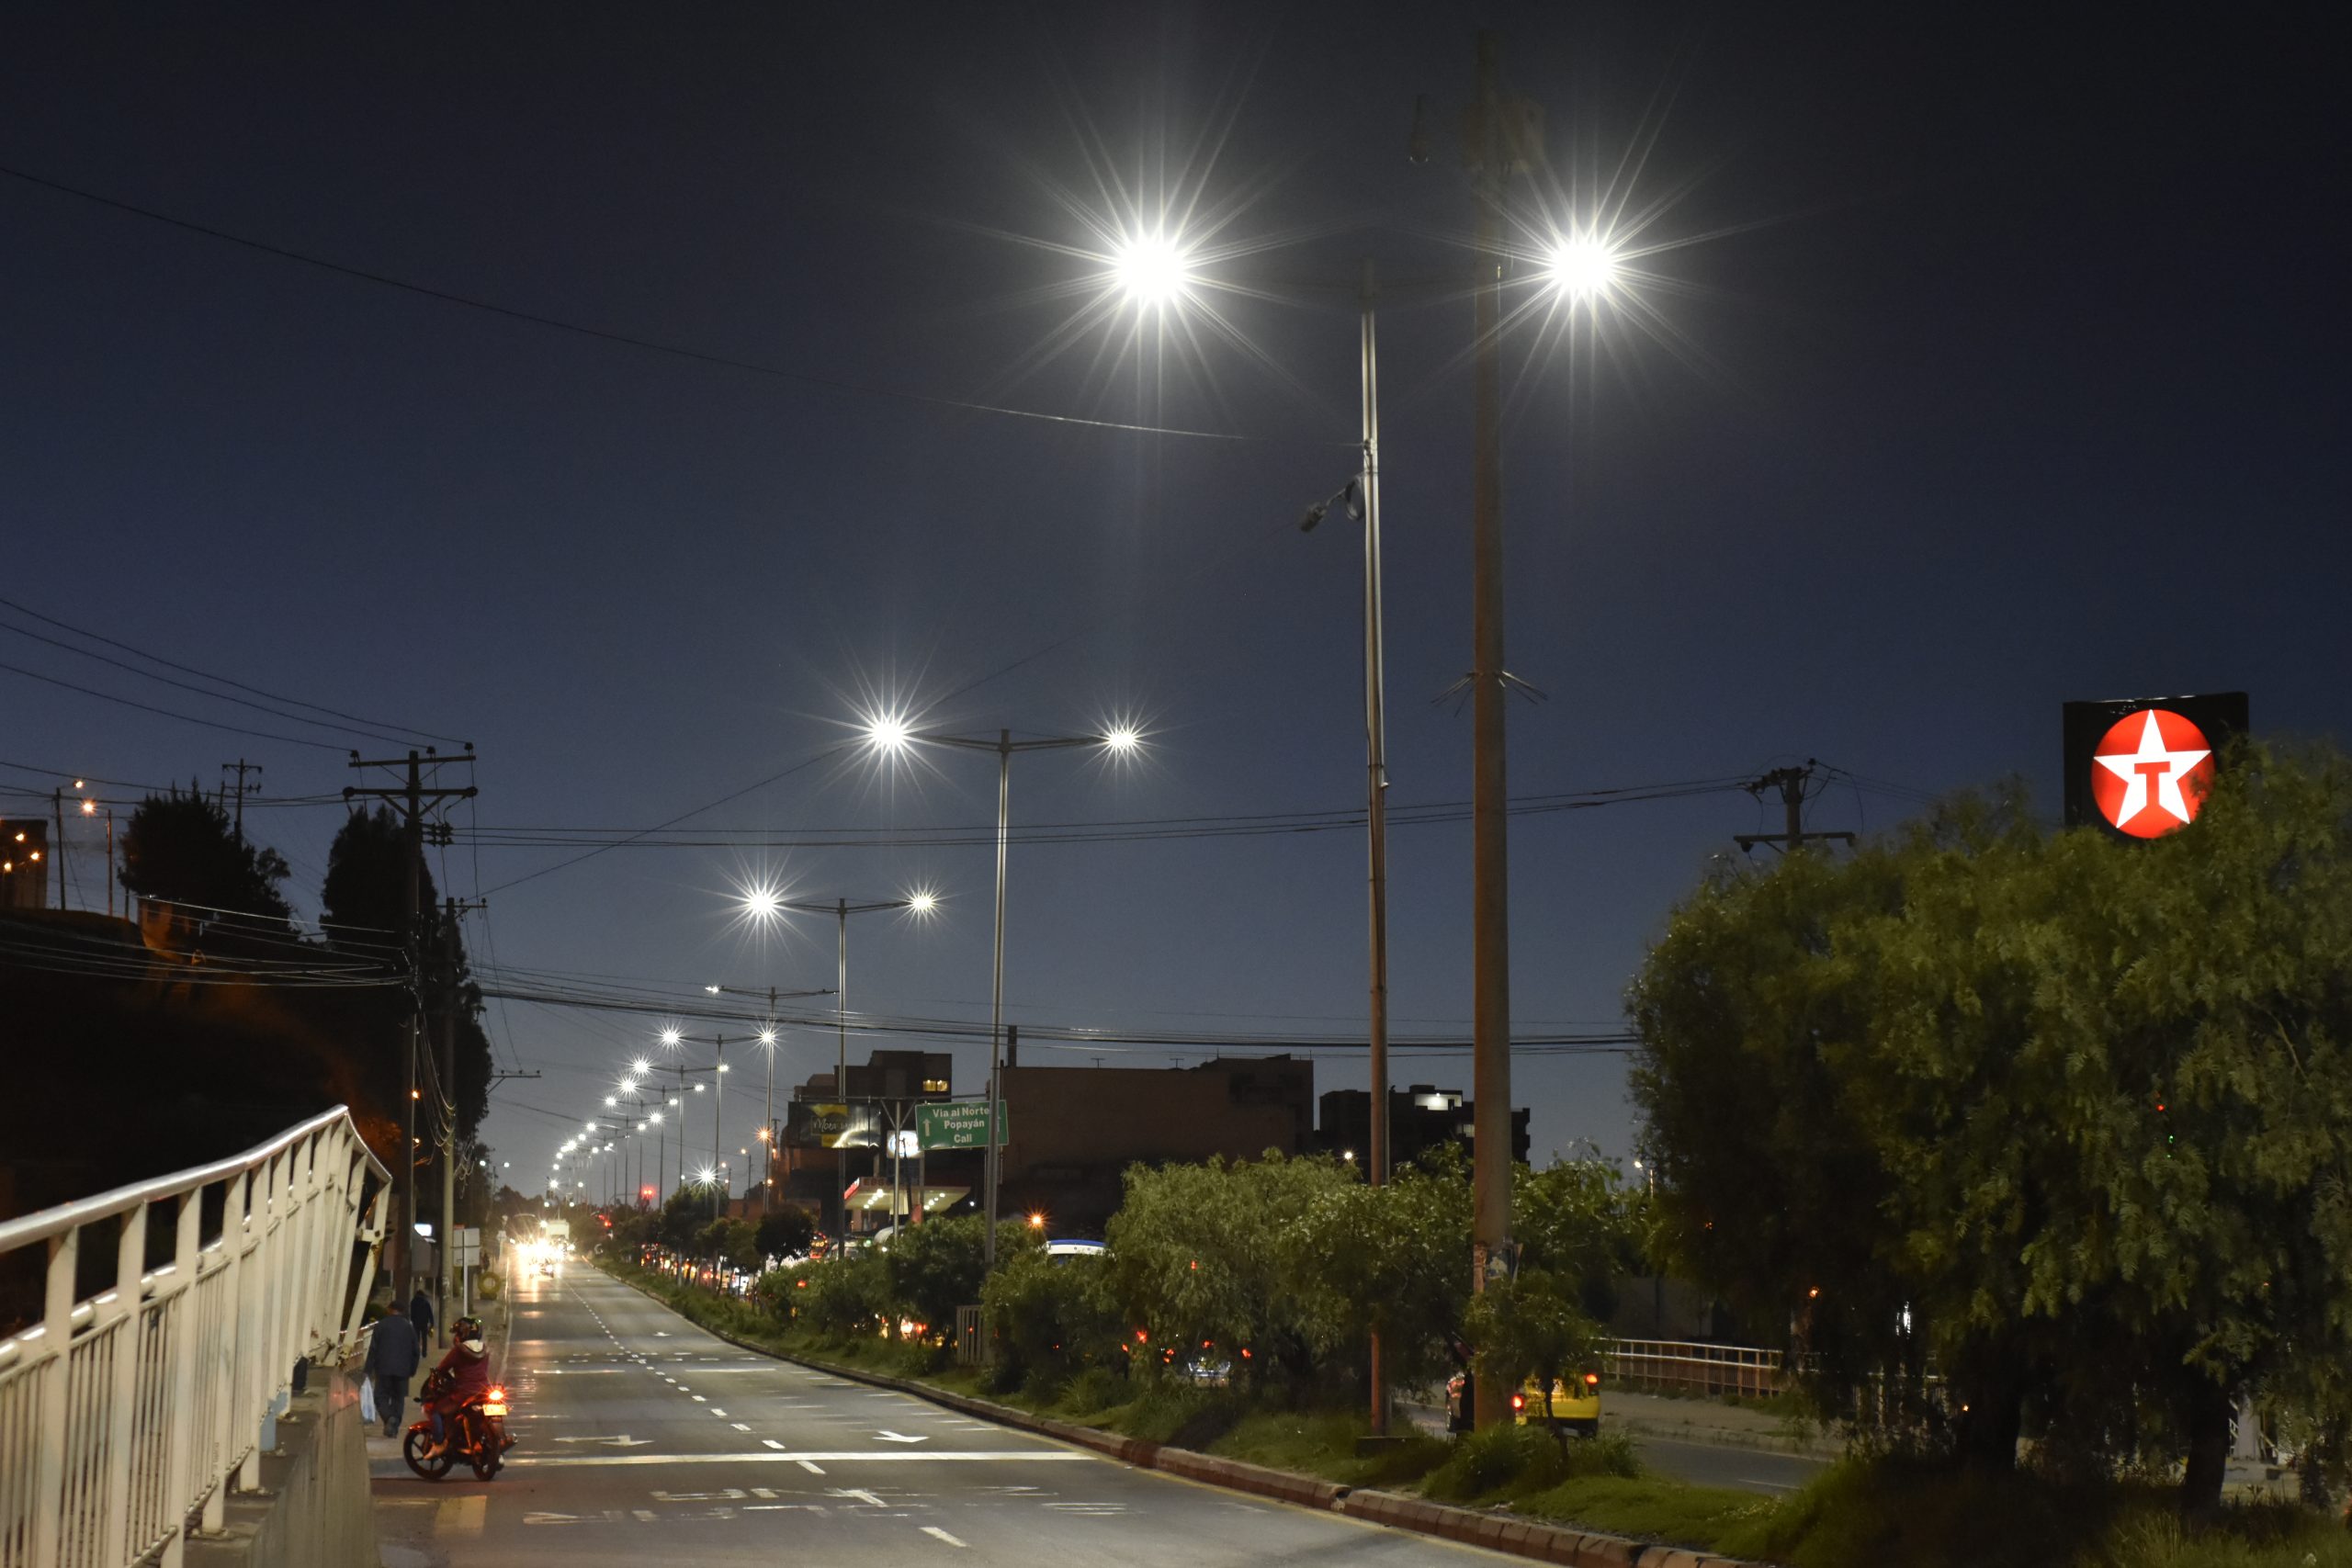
left=1510, top=1393, right=1525, bottom=1411
left=483, top=1386, right=508, bottom=1416
left=1584, top=1373, right=1600, bottom=1386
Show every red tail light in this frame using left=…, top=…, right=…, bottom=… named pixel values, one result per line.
left=1583, top=1373, right=1600, bottom=1387
left=1510, top=1393, right=1525, bottom=1411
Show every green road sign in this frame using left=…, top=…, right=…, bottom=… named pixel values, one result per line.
left=916, top=1100, right=1008, bottom=1151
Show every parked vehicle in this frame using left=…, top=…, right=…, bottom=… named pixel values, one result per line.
left=1445, top=1368, right=1602, bottom=1436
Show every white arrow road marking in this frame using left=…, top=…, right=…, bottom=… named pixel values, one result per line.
left=550, top=1434, right=652, bottom=1447
left=876, top=1431, right=929, bottom=1444
left=651, top=1488, right=749, bottom=1503
left=922, top=1527, right=969, bottom=1548
left=831, top=1488, right=889, bottom=1509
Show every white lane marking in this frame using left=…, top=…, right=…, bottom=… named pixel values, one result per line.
left=691, top=1395, right=707, bottom=1403
left=1741, top=1478, right=1801, bottom=1491
left=876, top=1430, right=929, bottom=1444
left=731, top=1422, right=752, bottom=1431
left=798, top=1460, right=827, bottom=1474
left=762, top=1439, right=786, bottom=1450
left=833, top=1488, right=889, bottom=1508
left=711, top=1408, right=729, bottom=1417
left=922, top=1526, right=969, bottom=1548
left=516, top=1451, right=1081, bottom=1468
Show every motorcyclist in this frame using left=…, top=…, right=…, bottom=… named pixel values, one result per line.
left=419, top=1314, right=491, bottom=1459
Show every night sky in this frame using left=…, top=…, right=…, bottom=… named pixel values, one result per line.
left=5, top=5, right=2344, bottom=1190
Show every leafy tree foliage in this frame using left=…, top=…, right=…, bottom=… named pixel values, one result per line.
left=1464, top=1271, right=1605, bottom=1422
left=980, top=1248, right=1124, bottom=1386
left=118, top=783, right=292, bottom=927
left=755, top=1204, right=817, bottom=1261
left=883, top=1216, right=1035, bottom=1334
left=1631, top=746, right=2352, bottom=1513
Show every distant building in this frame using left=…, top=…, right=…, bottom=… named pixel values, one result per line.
left=1317, top=1084, right=1531, bottom=1169
left=999, top=1055, right=1316, bottom=1234
left=776, top=1048, right=956, bottom=1235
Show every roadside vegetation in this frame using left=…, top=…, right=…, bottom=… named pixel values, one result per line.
left=587, top=745, right=2352, bottom=1568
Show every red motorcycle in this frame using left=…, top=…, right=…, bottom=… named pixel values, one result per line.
left=402, top=1370, right=514, bottom=1481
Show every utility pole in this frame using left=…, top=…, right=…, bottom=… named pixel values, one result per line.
left=1735, top=761, right=1857, bottom=855
left=345, top=746, right=476, bottom=1322
left=1464, top=27, right=1535, bottom=1428
left=220, top=760, right=262, bottom=841
left=440, top=896, right=487, bottom=1331
left=51, top=790, right=66, bottom=911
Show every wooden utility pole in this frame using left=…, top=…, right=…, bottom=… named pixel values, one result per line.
left=220, top=760, right=263, bottom=841
left=1465, top=27, right=1541, bottom=1428
left=1735, top=761, right=1858, bottom=855
left=345, top=747, right=476, bottom=1324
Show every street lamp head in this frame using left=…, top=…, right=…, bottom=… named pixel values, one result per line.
left=1102, top=727, right=1141, bottom=754
left=865, top=711, right=913, bottom=754
left=1546, top=232, right=1622, bottom=300
left=1113, top=231, right=1191, bottom=307
left=631, top=1058, right=651, bottom=1076
left=906, top=890, right=938, bottom=916
left=759, top=1029, right=777, bottom=1046
left=605, top=1096, right=616, bottom=1107
left=660, top=1029, right=682, bottom=1047
left=705, top=984, right=721, bottom=995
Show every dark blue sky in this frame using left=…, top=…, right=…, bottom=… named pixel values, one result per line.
left=5, top=4, right=2344, bottom=1190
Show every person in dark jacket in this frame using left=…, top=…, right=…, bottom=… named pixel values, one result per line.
left=362, top=1301, right=422, bottom=1437
left=409, top=1282, right=435, bottom=1344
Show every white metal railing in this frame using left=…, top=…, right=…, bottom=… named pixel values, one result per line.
left=0, top=1106, right=388, bottom=1568
left=1605, top=1337, right=1786, bottom=1400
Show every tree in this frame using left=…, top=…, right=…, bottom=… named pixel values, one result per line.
left=756, top=1204, right=817, bottom=1262
left=1289, top=1150, right=1472, bottom=1389
left=1464, top=1271, right=1604, bottom=1424
left=883, top=1216, right=1028, bottom=1334
left=118, top=783, right=292, bottom=928
left=1630, top=747, right=2352, bottom=1515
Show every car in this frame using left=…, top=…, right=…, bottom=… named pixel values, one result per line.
left=1445, top=1368, right=1602, bottom=1436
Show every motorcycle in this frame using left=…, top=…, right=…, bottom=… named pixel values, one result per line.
left=402, top=1369, right=514, bottom=1481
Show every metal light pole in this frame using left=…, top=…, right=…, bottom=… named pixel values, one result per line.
left=863, top=722, right=1136, bottom=1269
left=1301, top=256, right=1395, bottom=1435
left=719, top=908, right=923, bottom=1248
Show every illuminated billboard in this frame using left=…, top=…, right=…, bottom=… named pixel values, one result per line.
left=2063, top=692, right=2247, bottom=840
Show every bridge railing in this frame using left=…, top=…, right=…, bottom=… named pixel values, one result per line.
left=0, top=1106, right=388, bottom=1568
left=1604, top=1337, right=1786, bottom=1400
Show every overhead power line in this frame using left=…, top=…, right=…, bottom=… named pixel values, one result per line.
left=0, top=593, right=458, bottom=746
left=0, top=164, right=1300, bottom=447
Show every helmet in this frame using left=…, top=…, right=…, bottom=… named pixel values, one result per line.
left=454, top=1314, right=483, bottom=1339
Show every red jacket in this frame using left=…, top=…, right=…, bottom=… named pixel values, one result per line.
left=427, top=1344, right=492, bottom=1407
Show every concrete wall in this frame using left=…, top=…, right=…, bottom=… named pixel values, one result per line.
left=186, top=1365, right=379, bottom=1568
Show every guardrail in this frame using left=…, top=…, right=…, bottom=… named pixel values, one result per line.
left=1605, top=1337, right=1785, bottom=1400
left=0, top=1106, right=389, bottom=1568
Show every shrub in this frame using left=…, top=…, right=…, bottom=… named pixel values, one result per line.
left=1422, top=1422, right=1571, bottom=1504
left=980, top=1248, right=1123, bottom=1382
left=1060, top=1366, right=1128, bottom=1416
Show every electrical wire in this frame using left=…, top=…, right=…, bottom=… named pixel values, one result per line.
left=0, top=164, right=1309, bottom=448
left=0, top=593, right=458, bottom=746
left=0, top=658, right=351, bottom=751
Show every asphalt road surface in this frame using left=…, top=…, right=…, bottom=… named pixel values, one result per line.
left=372, top=1263, right=1515, bottom=1567
left=1636, top=1437, right=1825, bottom=1495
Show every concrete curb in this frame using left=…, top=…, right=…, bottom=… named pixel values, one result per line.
left=598, top=1266, right=1769, bottom=1567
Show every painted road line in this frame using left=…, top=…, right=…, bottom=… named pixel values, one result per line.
left=922, top=1526, right=969, bottom=1547
left=732, top=1422, right=752, bottom=1431
left=798, top=1461, right=827, bottom=1474
left=762, top=1439, right=786, bottom=1450
left=515, top=1451, right=1086, bottom=1468
left=711, top=1408, right=728, bottom=1417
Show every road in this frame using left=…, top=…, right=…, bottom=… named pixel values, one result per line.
left=372, top=1263, right=1513, bottom=1566
left=1636, top=1437, right=1824, bottom=1495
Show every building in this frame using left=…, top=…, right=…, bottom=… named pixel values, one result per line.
left=1317, top=1084, right=1532, bottom=1170
left=999, top=1055, right=1316, bottom=1234
left=776, top=1049, right=958, bottom=1235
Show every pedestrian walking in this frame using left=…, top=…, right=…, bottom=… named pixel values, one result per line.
left=409, top=1280, right=435, bottom=1344
left=362, top=1300, right=422, bottom=1438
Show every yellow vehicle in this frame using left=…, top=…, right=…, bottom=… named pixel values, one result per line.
left=1445, top=1369, right=1603, bottom=1436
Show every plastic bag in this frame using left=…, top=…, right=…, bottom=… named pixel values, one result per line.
left=360, top=1376, right=378, bottom=1427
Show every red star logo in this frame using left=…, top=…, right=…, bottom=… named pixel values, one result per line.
left=2088, top=708, right=2214, bottom=838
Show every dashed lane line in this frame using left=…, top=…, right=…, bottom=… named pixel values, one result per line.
left=516, top=1451, right=1084, bottom=1468
left=922, top=1526, right=969, bottom=1548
